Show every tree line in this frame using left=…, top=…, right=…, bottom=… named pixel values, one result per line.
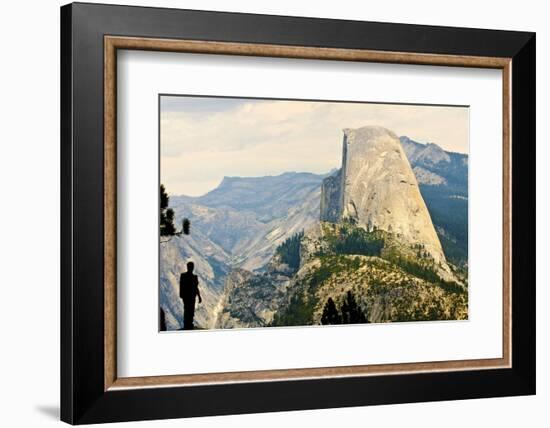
left=321, top=291, right=369, bottom=325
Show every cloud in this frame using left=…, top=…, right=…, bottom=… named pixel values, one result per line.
left=160, top=96, right=468, bottom=196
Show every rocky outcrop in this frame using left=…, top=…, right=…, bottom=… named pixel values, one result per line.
left=400, top=137, right=451, bottom=165
left=399, top=136, right=468, bottom=190
left=412, top=166, right=446, bottom=185
left=320, top=126, right=447, bottom=266
left=320, top=169, right=341, bottom=223
left=214, top=261, right=292, bottom=329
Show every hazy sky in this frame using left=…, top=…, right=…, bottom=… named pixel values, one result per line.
left=161, top=96, right=469, bottom=196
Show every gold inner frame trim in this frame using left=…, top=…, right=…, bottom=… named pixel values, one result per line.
left=104, top=35, right=512, bottom=391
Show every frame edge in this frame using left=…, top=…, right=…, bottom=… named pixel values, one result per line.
left=510, top=32, right=536, bottom=395
left=60, top=2, right=74, bottom=425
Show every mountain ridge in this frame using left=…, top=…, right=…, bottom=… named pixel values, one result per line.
left=161, top=133, right=468, bottom=329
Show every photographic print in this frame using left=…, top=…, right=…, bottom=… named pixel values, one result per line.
left=159, top=96, right=469, bottom=331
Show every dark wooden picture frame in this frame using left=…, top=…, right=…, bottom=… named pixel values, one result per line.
left=61, top=2, right=535, bottom=424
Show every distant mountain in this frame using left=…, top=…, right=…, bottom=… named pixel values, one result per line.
left=188, top=172, right=327, bottom=222
left=171, top=172, right=327, bottom=269
left=400, top=136, right=468, bottom=191
left=399, top=136, right=468, bottom=266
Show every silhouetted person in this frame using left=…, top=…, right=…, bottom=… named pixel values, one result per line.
left=179, top=262, right=202, bottom=330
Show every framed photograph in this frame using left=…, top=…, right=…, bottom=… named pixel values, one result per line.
left=61, top=2, right=535, bottom=424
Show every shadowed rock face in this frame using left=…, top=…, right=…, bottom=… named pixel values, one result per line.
left=319, top=169, right=341, bottom=223
left=321, top=126, right=447, bottom=265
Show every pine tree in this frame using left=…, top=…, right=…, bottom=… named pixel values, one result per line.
left=275, top=231, right=303, bottom=270
left=321, top=298, right=342, bottom=325
left=160, top=184, right=190, bottom=239
left=182, top=218, right=190, bottom=235
left=160, top=184, right=176, bottom=237
left=341, top=291, right=368, bottom=324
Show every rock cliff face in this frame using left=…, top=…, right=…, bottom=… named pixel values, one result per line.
left=320, top=126, right=447, bottom=265
left=412, top=166, right=447, bottom=185
left=214, top=256, right=293, bottom=329
left=401, top=137, right=451, bottom=165
left=319, top=169, right=341, bottom=223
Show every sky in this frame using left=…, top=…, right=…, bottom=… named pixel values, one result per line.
left=160, top=96, right=469, bottom=196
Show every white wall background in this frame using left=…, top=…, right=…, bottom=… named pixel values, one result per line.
left=0, top=0, right=546, bottom=426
